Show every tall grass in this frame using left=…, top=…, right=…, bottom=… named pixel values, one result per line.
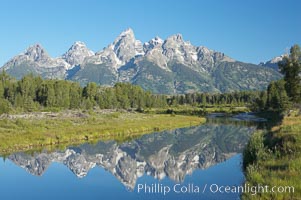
left=0, top=112, right=205, bottom=155
left=144, top=105, right=250, bottom=115
left=242, top=112, right=301, bottom=200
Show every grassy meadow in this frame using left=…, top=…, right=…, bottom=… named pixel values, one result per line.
left=243, top=110, right=301, bottom=199
left=0, top=111, right=205, bottom=155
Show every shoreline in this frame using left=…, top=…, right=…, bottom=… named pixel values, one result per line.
left=0, top=111, right=205, bottom=155
left=242, top=110, right=301, bottom=199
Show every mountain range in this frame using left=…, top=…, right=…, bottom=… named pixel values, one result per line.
left=1, top=28, right=282, bottom=94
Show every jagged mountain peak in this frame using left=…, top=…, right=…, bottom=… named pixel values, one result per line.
left=95, top=28, right=144, bottom=65
left=144, top=36, right=164, bottom=50
left=2, top=43, right=70, bottom=80
left=24, top=43, right=50, bottom=61
left=153, top=36, right=163, bottom=42
left=160, top=33, right=199, bottom=65
left=62, top=41, right=94, bottom=66
left=113, top=28, right=136, bottom=47
left=269, top=54, right=286, bottom=64
left=166, top=33, right=184, bottom=43
left=163, top=33, right=192, bottom=51
left=119, top=28, right=135, bottom=37
left=71, top=41, right=89, bottom=49
left=259, top=54, right=287, bottom=71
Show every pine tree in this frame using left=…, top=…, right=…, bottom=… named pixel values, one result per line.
left=69, top=82, right=81, bottom=109
left=267, top=81, right=278, bottom=110
left=259, top=91, right=267, bottom=110
left=83, top=82, right=98, bottom=106
left=46, top=83, right=55, bottom=107
left=276, top=80, right=290, bottom=110
left=266, top=80, right=290, bottom=111
left=201, top=93, right=206, bottom=107
left=279, top=44, right=301, bottom=103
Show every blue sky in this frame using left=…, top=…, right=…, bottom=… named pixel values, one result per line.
left=0, top=0, right=300, bottom=66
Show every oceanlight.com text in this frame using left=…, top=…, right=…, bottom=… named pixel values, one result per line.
left=137, top=183, right=295, bottom=196
left=209, top=184, right=295, bottom=196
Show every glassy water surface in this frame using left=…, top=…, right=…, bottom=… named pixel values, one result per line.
left=0, top=116, right=263, bottom=200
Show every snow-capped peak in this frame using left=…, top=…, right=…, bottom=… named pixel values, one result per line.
left=143, top=36, right=164, bottom=53
left=152, top=36, right=164, bottom=44
left=258, top=54, right=287, bottom=71
left=24, top=44, right=49, bottom=61
left=87, top=28, right=145, bottom=71
left=270, top=55, right=286, bottom=64
left=73, top=41, right=88, bottom=48
left=149, top=36, right=164, bottom=46
left=166, top=34, right=184, bottom=43
left=62, top=41, right=94, bottom=66
left=119, top=28, right=134, bottom=37
left=67, top=41, right=93, bottom=52
left=111, top=28, right=144, bottom=62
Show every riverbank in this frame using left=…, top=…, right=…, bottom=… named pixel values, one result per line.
left=144, top=105, right=250, bottom=115
left=0, top=110, right=205, bottom=155
left=242, top=110, right=301, bottom=199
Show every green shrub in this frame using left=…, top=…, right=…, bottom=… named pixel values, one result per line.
left=0, top=99, right=10, bottom=114
left=243, top=131, right=267, bottom=168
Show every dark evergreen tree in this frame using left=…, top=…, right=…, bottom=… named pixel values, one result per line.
left=69, top=82, right=81, bottom=109
left=266, top=80, right=290, bottom=111
left=279, top=44, right=301, bottom=103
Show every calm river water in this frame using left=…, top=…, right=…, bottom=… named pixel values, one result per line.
left=0, top=114, right=265, bottom=200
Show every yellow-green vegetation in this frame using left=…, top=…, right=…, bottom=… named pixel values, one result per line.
left=144, top=105, right=250, bottom=115
left=0, top=111, right=205, bottom=155
left=243, top=110, right=301, bottom=200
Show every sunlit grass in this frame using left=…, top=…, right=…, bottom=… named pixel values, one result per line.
left=243, top=111, right=301, bottom=200
left=144, top=105, right=250, bottom=115
left=0, top=112, right=205, bottom=154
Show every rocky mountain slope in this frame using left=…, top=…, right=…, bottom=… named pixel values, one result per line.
left=259, top=54, right=287, bottom=72
left=2, top=44, right=70, bottom=79
left=2, top=28, right=282, bottom=94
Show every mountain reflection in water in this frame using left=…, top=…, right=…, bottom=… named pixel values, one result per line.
left=7, top=120, right=256, bottom=190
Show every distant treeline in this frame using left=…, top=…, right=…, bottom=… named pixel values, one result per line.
left=0, top=71, right=264, bottom=114
left=168, top=91, right=259, bottom=107
left=0, top=72, right=167, bottom=113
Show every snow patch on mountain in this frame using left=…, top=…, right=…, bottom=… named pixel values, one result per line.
left=62, top=41, right=94, bottom=67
